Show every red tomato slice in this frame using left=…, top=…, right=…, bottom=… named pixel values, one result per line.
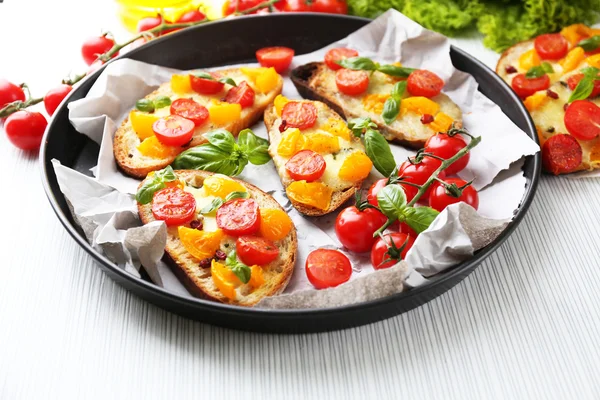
left=190, top=72, right=224, bottom=94
left=256, top=47, right=295, bottom=73
left=151, top=187, right=196, bottom=226
left=281, top=101, right=317, bottom=130
left=236, top=236, right=279, bottom=266
left=335, top=69, right=370, bottom=96
left=407, top=70, right=444, bottom=98
left=428, top=178, right=479, bottom=212
left=305, top=249, right=352, bottom=289
left=542, top=134, right=583, bottom=175
left=564, top=100, right=600, bottom=140
left=371, top=233, right=415, bottom=270
left=224, top=81, right=255, bottom=108
left=170, top=98, right=209, bottom=126
left=511, top=73, right=550, bottom=99
left=534, top=33, right=569, bottom=60
left=285, top=150, right=326, bottom=182
left=324, top=48, right=359, bottom=70
left=567, top=73, right=600, bottom=98
left=153, top=115, right=195, bottom=146
left=424, top=133, right=470, bottom=175
left=216, top=198, right=261, bottom=236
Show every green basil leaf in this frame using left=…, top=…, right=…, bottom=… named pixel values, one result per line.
left=237, top=129, right=271, bottom=165
left=230, top=157, right=249, bottom=176
left=200, top=198, right=224, bottom=214
left=364, top=129, right=396, bottom=177
left=154, top=165, right=177, bottom=182
left=224, top=191, right=249, bottom=201
left=347, top=117, right=377, bottom=137
left=153, top=95, right=172, bottom=109
left=568, top=76, right=594, bottom=102
left=336, top=56, right=378, bottom=71
left=381, top=97, right=400, bottom=125
left=135, top=179, right=165, bottom=205
left=378, top=64, right=415, bottom=78
left=402, top=206, right=440, bottom=234
left=205, top=129, right=236, bottom=153
left=225, top=250, right=251, bottom=284
left=391, top=81, right=407, bottom=98
left=219, top=77, right=237, bottom=86
left=376, top=184, right=407, bottom=220
left=135, top=98, right=155, bottom=113
left=582, top=66, right=600, bottom=78
left=525, top=62, right=554, bottom=78
left=578, top=35, right=600, bottom=52
left=193, top=71, right=214, bottom=80
left=172, top=144, right=237, bottom=175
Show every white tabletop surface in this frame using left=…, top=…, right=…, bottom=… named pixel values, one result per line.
left=2, top=1, right=600, bottom=399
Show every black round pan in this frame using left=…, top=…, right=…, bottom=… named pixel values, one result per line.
left=40, top=13, right=540, bottom=333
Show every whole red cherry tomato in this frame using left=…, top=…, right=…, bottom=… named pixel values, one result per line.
left=511, top=73, right=550, bottom=99
left=137, top=16, right=162, bottom=33
left=81, top=35, right=116, bottom=66
left=407, top=70, right=444, bottom=98
left=44, top=84, right=73, bottom=116
left=335, top=205, right=387, bottom=253
left=397, top=155, right=446, bottom=202
left=428, top=178, right=479, bottom=212
left=424, top=133, right=470, bottom=175
left=4, top=111, right=47, bottom=151
left=305, top=249, right=352, bottom=289
left=176, top=10, right=206, bottom=23
left=534, top=33, right=569, bottom=60
left=256, top=47, right=295, bottom=73
left=367, top=178, right=419, bottom=208
left=282, top=0, right=347, bottom=14
left=0, top=79, right=25, bottom=109
left=371, top=233, right=415, bottom=270
left=236, top=236, right=279, bottom=266
left=223, top=0, right=267, bottom=15
left=151, top=187, right=196, bottom=226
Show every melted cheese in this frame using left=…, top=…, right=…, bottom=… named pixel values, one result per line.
left=183, top=186, right=219, bottom=232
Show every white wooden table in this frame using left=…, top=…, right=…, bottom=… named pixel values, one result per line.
left=2, top=1, right=600, bottom=398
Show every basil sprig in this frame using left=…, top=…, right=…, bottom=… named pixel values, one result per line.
left=578, top=35, right=600, bottom=52
left=337, top=57, right=415, bottom=78
left=193, top=71, right=237, bottom=87
left=347, top=117, right=396, bottom=177
left=200, top=191, right=249, bottom=215
left=172, top=129, right=270, bottom=176
left=226, top=250, right=251, bottom=284
left=568, top=67, right=600, bottom=102
left=376, top=185, right=440, bottom=234
left=135, top=166, right=177, bottom=204
left=347, top=117, right=377, bottom=137
left=382, top=81, right=407, bottom=125
left=525, top=62, right=554, bottom=78
left=135, top=95, right=172, bottom=113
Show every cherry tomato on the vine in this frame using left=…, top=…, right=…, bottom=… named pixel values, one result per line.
left=44, top=84, right=73, bottom=116
left=137, top=16, right=163, bottom=33
left=81, top=35, right=117, bottom=66
left=4, top=111, right=47, bottom=151
left=305, top=249, right=352, bottom=289
left=397, top=156, right=446, bottom=202
left=428, top=178, right=479, bottom=212
left=256, top=47, right=295, bottom=73
left=424, top=133, right=470, bottom=175
left=176, top=10, right=206, bottom=23
left=223, top=0, right=269, bottom=15
left=335, top=205, right=387, bottom=253
left=371, top=233, right=414, bottom=270
left=0, top=79, right=25, bottom=109
left=367, top=178, right=419, bottom=208
left=282, top=0, right=347, bottom=14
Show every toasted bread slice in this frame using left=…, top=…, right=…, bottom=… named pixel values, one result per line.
left=115, top=68, right=283, bottom=179
left=264, top=100, right=365, bottom=216
left=291, top=62, right=462, bottom=148
left=138, top=170, right=297, bottom=306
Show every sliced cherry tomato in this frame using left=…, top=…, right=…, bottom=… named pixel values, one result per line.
left=176, top=9, right=206, bottom=23
left=367, top=178, right=419, bottom=208
left=224, top=81, right=255, bottom=108
left=429, top=178, right=479, bottom=212
left=0, top=79, right=25, bottom=109
left=236, top=236, right=279, bottom=265
left=281, top=101, right=317, bottom=130
left=4, top=111, right=47, bottom=150
left=44, top=84, right=73, bottom=116
left=324, top=47, right=359, bottom=70
left=335, top=206, right=387, bottom=253
left=81, top=35, right=116, bottom=66
left=170, top=98, right=209, bottom=126
left=534, top=33, right=569, bottom=60
left=305, top=249, right=352, bottom=289
left=285, top=150, right=326, bottom=182
left=256, top=47, right=295, bottom=73
left=397, top=156, right=446, bottom=202
left=564, top=100, right=600, bottom=140
left=371, top=233, right=414, bottom=270
left=511, top=73, right=550, bottom=99
left=151, top=187, right=196, bottom=226
left=335, top=69, right=369, bottom=96
left=567, top=73, right=600, bottom=98
left=216, top=198, right=261, bottom=236
left=407, top=70, right=444, bottom=98
left=424, top=133, right=470, bottom=175
left=542, top=134, right=583, bottom=175
left=190, top=72, right=224, bottom=95
left=152, top=115, right=195, bottom=146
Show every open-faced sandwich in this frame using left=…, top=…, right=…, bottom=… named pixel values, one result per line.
left=264, top=96, right=373, bottom=216
left=291, top=48, right=462, bottom=148
left=136, top=167, right=297, bottom=306
left=115, top=66, right=283, bottom=178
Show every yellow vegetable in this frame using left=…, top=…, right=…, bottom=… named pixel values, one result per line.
left=209, top=100, right=242, bottom=125
left=178, top=227, right=224, bottom=261
left=319, top=118, right=351, bottom=141
left=274, top=95, right=289, bottom=116
left=255, top=67, right=279, bottom=93
left=524, top=92, right=548, bottom=112
left=203, top=175, right=247, bottom=199
left=587, top=54, right=600, bottom=69
left=401, top=97, right=440, bottom=116
left=259, top=208, right=293, bottom=241
left=362, top=94, right=390, bottom=114
left=338, top=151, right=373, bottom=182
left=137, top=136, right=178, bottom=159
left=277, top=128, right=307, bottom=157
left=560, top=24, right=600, bottom=45
left=240, top=67, right=269, bottom=81
left=304, top=132, right=340, bottom=154
left=286, top=181, right=333, bottom=211
left=248, top=265, right=265, bottom=288
left=561, top=47, right=585, bottom=73
left=519, top=49, right=541, bottom=71
left=429, top=112, right=454, bottom=133
left=211, top=260, right=238, bottom=300
left=130, top=110, right=159, bottom=140
left=171, top=74, right=192, bottom=94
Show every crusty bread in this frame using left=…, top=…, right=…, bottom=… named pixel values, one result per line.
left=263, top=102, right=362, bottom=217
left=291, top=62, right=463, bottom=149
left=496, top=40, right=535, bottom=82
left=115, top=68, right=283, bottom=179
left=138, top=170, right=297, bottom=306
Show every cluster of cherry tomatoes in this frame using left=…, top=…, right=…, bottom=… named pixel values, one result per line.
left=222, top=0, right=347, bottom=16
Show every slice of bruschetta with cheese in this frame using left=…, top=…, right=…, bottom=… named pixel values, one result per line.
left=115, top=67, right=283, bottom=179
left=264, top=96, right=373, bottom=216
left=137, top=169, right=297, bottom=306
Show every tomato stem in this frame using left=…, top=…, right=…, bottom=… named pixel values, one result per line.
left=0, top=97, right=43, bottom=118
left=373, top=218, right=395, bottom=238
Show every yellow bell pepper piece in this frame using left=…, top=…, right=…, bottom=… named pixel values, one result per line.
left=274, top=95, right=289, bottom=116
left=277, top=128, right=306, bottom=157
left=203, top=174, right=247, bottom=199
left=338, top=151, right=373, bottom=182
left=286, top=181, right=333, bottom=211
left=258, top=208, right=293, bottom=241
left=429, top=112, right=454, bottom=133
left=178, top=227, right=225, bottom=261
left=587, top=54, right=600, bottom=69
left=560, top=24, right=595, bottom=45
left=209, top=100, right=242, bottom=125
left=248, top=265, right=265, bottom=288
left=362, top=94, right=390, bottom=115
left=171, top=74, right=192, bottom=94
left=519, top=49, right=541, bottom=71
left=255, top=67, right=279, bottom=93
left=304, top=132, right=340, bottom=154
left=130, top=110, right=159, bottom=140
left=137, top=136, right=179, bottom=159
left=211, top=260, right=238, bottom=301
left=240, top=67, right=269, bottom=81
left=561, top=47, right=586, bottom=73
left=319, top=118, right=352, bottom=141
left=401, top=96, right=440, bottom=116
left=524, top=92, right=549, bottom=112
